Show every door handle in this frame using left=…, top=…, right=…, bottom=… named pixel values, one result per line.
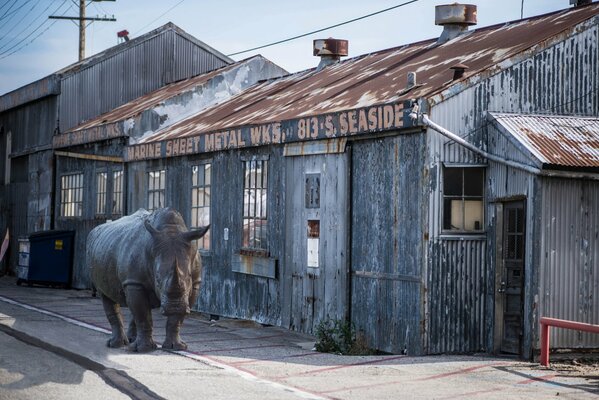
left=498, top=281, right=506, bottom=293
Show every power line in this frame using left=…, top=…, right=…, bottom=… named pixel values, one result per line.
left=226, top=0, right=419, bottom=57
left=0, top=0, right=32, bottom=21
left=0, top=0, right=70, bottom=57
left=0, top=0, right=18, bottom=20
left=0, top=0, right=42, bottom=37
left=0, top=0, right=58, bottom=49
left=132, top=0, right=185, bottom=36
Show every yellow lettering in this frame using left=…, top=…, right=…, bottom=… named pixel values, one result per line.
left=205, top=134, right=214, bottom=151
left=309, top=117, right=318, bottom=139
left=394, top=103, right=402, bottom=128
left=261, top=125, right=271, bottom=144
left=186, top=138, right=193, bottom=154
left=383, top=105, right=393, bottom=129
left=340, top=113, right=348, bottom=135
left=215, top=132, right=222, bottom=150
left=358, top=109, right=368, bottom=132
left=250, top=127, right=261, bottom=144
left=156, top=143, right=162, bottom=157
left=238, top=130, right=246, bottom=146
left=378, top=106, right=383, bottom=130
left=166, top=140, right=173, bottom=157
left=193, top=137, right=201, bottom=152
left=348, top=111, right=358, bottom=134
left=298, top=119, right=306, bottom=139
left=325, top=115, right=335, bottom=137
left=140, top=144, right=147, bottom=159
left=368, top=108, right=377, bottom=130
left=127, top=147, right=136, bottom=161
left=272, top=123, right=281, bottom=143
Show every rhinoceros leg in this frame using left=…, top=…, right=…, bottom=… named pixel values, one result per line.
left=125, top=285, right=157, bottom=352
left=162, top=314, right=187, bottom=350
left=101, top=294, right=129, bottom=348
left=127, top=319, right=137, bottom=343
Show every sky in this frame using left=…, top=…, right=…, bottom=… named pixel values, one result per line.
left=0, top=0, right=575, bottom=95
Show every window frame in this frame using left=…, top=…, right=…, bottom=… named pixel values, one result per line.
left=147, top=169, right=166, bottom=212
left=190, top=161, right=212, bottom=252
left=95, top=171, right=108, bottom=216
left=60, top=172, right=84, bottom=218
left=112, top=169, right=124, bottom=217
left=241, top=156, right=269, bottom=256
left=441, top=164, right=486, bottom=234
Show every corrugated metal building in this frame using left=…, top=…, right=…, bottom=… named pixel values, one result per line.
left=28, top=2, right=599, bottom=358
left=0, top=23, right=233, bottom=278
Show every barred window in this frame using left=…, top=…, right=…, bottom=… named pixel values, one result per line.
left=191, top=163, right=211, bottom=250
left=96, top=172, right=107, bottom=215
left=61, top=173, right=83, bottom=217
left=242, top=159, right=268, bottom=252
left=113, top=170, right=123, bottom=216
left=443, top=167, right=485, bottom=232
left=147, top=170, right=166, bottom=212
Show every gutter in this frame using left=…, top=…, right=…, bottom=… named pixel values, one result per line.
left=420, top=113, right=599, bottom=181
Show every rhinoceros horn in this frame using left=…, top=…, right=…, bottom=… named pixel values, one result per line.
left=181, top=225, right=210, bottom=242
left=167, top=259, right=183, bottom=296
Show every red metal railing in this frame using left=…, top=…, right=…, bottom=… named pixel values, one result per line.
left=540, top=317, right=599, bottom=366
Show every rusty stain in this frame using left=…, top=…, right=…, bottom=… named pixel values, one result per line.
left=492, top=113, right=599, bottom=168
left=53, top=4, right=599, bottom=150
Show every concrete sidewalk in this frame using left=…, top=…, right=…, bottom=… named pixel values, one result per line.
left=0, top=276, right=597, bottom=399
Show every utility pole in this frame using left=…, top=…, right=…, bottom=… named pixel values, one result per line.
left=50, top=0, right=116, bottom=61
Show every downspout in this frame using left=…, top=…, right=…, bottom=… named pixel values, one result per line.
left=421, top=114, right=542, bottom=175
left=420, top=113, right=599, bottom=181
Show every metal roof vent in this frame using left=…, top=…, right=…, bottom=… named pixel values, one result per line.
left=450, top=63, right=469, bottom=80
left=313, top=38, right=348, bottom=71
left=570, top=0, right=591, bottom=7
left=435, top=4, right=477, bottom=45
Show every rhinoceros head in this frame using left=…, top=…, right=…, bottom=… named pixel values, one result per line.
left=144, top=209, right=209, bottom=316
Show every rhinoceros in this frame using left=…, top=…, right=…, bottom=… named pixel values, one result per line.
left=87, top=208, right=209, bottom=352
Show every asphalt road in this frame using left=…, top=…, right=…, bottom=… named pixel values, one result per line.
left=0, top=277, right=598, bottom=400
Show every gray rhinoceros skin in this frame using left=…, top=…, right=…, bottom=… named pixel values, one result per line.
left=87, top=208, right=209, bottom=352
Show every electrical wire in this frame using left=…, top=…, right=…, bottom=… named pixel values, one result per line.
left=0, top=0, right=70, bottom=57
left=0, top=0, right=59, bottom=49
left=0, top=0, right=32, bottom=22
left=0, top=0, right=17, bottom=20
left=132, top=0, right=185, bottom=36
left=226, top=0, right=419, bottom=57
left=0, top=0, right=42, bottom=38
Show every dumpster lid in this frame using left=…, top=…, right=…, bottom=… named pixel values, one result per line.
left=28, top=230, right=75, bottom=239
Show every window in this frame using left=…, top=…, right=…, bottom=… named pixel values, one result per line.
left=147, top=170, right=166, bottom=212
left=96, top=172, right=107, bottom=215
left=61, top=173, right=83, bottom=217
left=113, top=170, right=123, bottom=216
left=443, top=167, right=484, bottom=232
left=242, top=159, right=268, bottom=252
left=191, top=163, right=211, bottom=250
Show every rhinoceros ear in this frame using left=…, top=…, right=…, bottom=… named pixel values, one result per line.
left=144, top=219, right=161, bottom=239
left=181, top=225, right=210, bottom=242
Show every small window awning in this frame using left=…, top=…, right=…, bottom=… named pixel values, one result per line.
left=489, top=112, right=599, bottom=170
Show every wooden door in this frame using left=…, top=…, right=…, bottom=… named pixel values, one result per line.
left=499, top=201, right=526, bottom=354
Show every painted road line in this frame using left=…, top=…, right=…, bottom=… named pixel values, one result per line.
left=416, top=362, right=507, bottom=381
left=0, top=294, right=329, bottom=400
left=272, top=355, right=407, bottom=379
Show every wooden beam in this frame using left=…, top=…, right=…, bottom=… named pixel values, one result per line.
left=54, top=151, right=123, bottom=163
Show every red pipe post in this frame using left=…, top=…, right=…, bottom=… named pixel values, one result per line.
left=539, top=317, right=599, bottom=367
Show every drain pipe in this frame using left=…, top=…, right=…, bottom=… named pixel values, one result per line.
left=421, top=113, right=542, bottom=174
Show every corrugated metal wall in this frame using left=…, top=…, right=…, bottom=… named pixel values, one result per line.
left=427, top=22, right=598, bottom=354
left=127, top=147, right=286, bottom=326
left=54, top=142, right=125, bottom=288
left=539, top=178, right=599, bottom=348
left=59, top=29, right=230, bottom=131
left=350, top=134, right=426, bottom=355
left=284, top=152, right=349, bottom=334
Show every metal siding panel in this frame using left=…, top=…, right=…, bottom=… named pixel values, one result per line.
left=539, top=178, right=599, bottom=349
left=350, top=133, right=425, bottom=355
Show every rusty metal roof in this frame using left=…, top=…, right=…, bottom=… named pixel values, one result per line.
left=69, top=58, right=254, bottom=132
left=490, top=113, right=599, bottom=168
left=136, top=3, right=599, bottom=144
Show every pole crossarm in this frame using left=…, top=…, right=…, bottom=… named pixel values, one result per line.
left=49, top=16, right=116, bottom=21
